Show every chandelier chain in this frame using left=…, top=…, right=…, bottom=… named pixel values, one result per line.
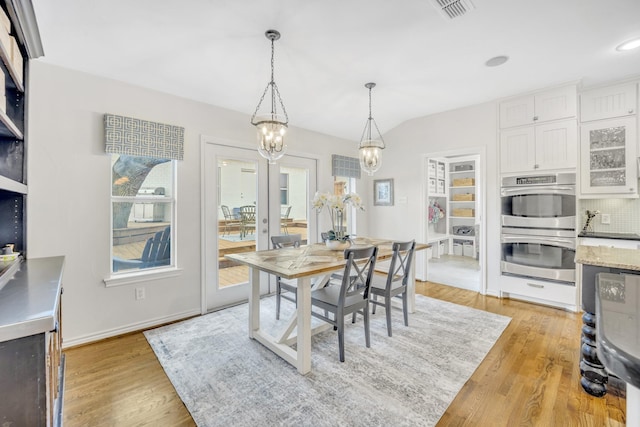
left=250, top=32, right=288, bottom=124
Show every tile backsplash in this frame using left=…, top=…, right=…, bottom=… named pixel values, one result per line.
left=579, top=198, right=640, bottom=234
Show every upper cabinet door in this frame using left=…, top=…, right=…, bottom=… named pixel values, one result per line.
left=500, top=96, right=535, bottom=128
left=500, top=85, right=577, bottom=128
left=534, top=86, right=577, bottom=123
left=500, top=127, right=536, bottom=173
left=580, top=83, right=637, bottom=122
left=535, top=119, right=578, bottom=170
left=579, top=117, right=638, bottom=196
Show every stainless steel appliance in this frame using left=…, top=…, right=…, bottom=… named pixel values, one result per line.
left=500, top=173, right=576, bottom=284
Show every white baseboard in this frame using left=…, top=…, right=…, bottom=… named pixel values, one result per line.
left=62, top=308, right=201, bottom=349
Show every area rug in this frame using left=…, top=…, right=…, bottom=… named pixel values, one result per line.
left=145, top=295, right=511, bottom=426
left=219, top=233, right=255, bottom=242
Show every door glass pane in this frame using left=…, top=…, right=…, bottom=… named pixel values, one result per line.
left=218, top=158, right=257, bottom=288
left=279, top=166, right=308, bottom=243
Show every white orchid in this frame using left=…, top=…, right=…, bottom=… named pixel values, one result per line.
left=311, top=191, right=365, bottom=241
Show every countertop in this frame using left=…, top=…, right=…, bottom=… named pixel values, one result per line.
left=578, top=231, right=640, bottom=240
left=575, top=245, right=640, bottom=271
left=0, top=256, right=65, bottom=342
left=596, top=273, right=640, bottom=389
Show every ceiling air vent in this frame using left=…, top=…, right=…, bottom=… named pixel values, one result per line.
left=430, top=0, right=475, bottom=20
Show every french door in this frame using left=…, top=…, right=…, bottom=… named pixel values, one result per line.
left=202, top=139, right=317, bottom=312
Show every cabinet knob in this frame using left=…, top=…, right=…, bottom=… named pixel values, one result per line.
left=534, top=164, right=539, bottom=169
left=533, top=116, right=539, bottom=121
left=629, top=109, right=634, bottom=114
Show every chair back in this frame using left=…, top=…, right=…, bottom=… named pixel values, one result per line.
left=240, top=205, right=256, bottom=221
left=320, top=232, right=329, bottom=242
left=281, top=205, right=291, bottom=219
left=221, top=205, right=234, bottom=220
left=385, top=240, right=416, bottom=290
left=339, top=246, right=378, bottom=303
left=142, top=226, right=171, bottom=267
left=271, top=234, right=301, bottom=249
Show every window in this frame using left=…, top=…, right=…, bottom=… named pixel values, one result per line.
left=280, top=173, right=289, bottom=205
left=111, top=154, right=175, bottom=274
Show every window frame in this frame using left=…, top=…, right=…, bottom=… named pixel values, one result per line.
left=106, top=155, right=178, bottom=285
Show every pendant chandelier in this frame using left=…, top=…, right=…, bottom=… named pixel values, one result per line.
left=358, top=82, right=385, bottom=176
left=251, top=29, right=289, bottom=164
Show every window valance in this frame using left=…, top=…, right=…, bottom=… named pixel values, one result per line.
left=104, top=114, right=184, bottom=161
left=332, top=155, right=361, bottom=179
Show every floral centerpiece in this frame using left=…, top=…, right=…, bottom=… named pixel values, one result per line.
left=312, top=191, right=364, bottom=246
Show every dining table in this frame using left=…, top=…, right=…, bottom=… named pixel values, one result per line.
left=225, top=237, right=429, bottom=374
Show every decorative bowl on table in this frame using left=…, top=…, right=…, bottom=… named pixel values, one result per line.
left=325, top=240, right=350, bottom=251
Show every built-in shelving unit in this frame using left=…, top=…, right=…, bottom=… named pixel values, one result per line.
left=0, top=0, right=38, bottom=257
left=449, top=159, right=477, bottom=258
left=426, top=158, right=449, bottom=258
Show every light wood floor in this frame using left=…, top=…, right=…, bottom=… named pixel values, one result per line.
left=62, top=282, right=626, bottom=426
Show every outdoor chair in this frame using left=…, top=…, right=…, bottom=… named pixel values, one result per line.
left=221, top=205, right=241, bottom=236
left=239, top=205, right=256, bottom=239
left=113, top=226, right=171, bottom=272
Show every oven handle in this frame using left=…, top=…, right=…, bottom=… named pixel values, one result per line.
left=501, top=186, right=575, bottom=196
left=501, top=234, right=575, bottom=249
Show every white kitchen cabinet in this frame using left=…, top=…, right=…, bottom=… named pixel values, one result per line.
left=500, top=85, right=577, bottom=128
left=500, top=119, right=577, bottom=173
left=579, top=117, right=638, bottom=196
left=580, top=83, right=637, bottom=122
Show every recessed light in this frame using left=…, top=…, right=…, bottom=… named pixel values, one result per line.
left=616, top=37, right=640, bottom=51
left=485, top=55, right=509, bottom=67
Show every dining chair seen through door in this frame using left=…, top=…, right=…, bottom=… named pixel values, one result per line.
left=271, top=234, right=302, bottom=319
left=369, top=240, right=416, bottom=337
left=310, top=245, right=378, bottom=362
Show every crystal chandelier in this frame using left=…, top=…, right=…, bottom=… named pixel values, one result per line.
left=358, top=82, right=385, bottom=176
left=251, top=29, right=289, bottom=164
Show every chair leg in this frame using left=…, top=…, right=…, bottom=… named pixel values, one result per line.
left=371, top=294, right=377, bottom=314
left=337, top=316, right=345, bottom=362
left=385, top=296, right=393, bottom=337
left=402, top=291, right=409, bottom=327
left=364, top=303, right=371, bottom=348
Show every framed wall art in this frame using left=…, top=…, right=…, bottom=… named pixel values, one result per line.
left=373, top=178, right=394, bottom=206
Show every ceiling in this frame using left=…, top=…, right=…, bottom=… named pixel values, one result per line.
left=31, top=0, right=640, bottom=140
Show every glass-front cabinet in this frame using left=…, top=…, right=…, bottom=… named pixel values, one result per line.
left=579, top=117, right=638, bottom=197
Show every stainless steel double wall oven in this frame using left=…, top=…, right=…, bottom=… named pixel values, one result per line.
left=501, top=173, right=576, bottom=284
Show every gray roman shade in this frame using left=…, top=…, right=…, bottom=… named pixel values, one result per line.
left=332, top=155, right=361, bottom=179
left=104, top=114, right=184, bottom=160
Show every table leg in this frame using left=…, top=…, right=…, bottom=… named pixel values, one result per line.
left=408, top=252, right=417, bottom=313
left=248, top=266, right=260, bottom=339
left=296, top=277, right=312, bottom=374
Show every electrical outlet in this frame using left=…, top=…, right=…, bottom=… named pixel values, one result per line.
left=601, top=213, right=611, bottom=224
left=135, top=287, right=146, bottom=300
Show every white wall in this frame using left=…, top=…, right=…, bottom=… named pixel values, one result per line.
left=27, top=62, right=363, bottom=346
left=369, top=102, right=501, bottom=295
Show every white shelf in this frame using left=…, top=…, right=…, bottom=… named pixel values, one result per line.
left=449, top=169, right=475, bottom=175
left=450, top=216, right=475, bottom=219
left=449, top=200, right=474, bottom=204
left=0, top=33, right=24, bottom=92
left=451, top=235, right=475, bottom=241
left=0, top=174, right=26, bottom=194
left=450, top=185, right=474, bottom=190
left=0, top=108, right=23, bottom=139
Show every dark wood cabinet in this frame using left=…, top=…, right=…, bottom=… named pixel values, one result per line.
left=0, top=256, right=65, bottom=427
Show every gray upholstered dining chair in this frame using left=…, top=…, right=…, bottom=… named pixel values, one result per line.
left=310, top=245, right=378, bottom=362
left=369, top=240, right=416, bottom=337
left=271, top=234, right=302, bottom=320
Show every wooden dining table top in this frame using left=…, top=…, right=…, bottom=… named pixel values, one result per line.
left=225, top=237, right=429, bottom=280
